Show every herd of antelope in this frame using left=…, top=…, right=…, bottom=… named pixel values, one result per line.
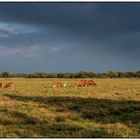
left=0, top=79, right=96, bottom=90
left=52, top=79, right=96, bottom=88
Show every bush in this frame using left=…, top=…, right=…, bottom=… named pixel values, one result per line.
left=1, top=72, right=10, bottom=78
left=108, top=71, right=119, bottom=78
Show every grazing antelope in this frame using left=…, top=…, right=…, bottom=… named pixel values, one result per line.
left=84, top=80, right=96, bottom=87
left=75, top=79, right=96, bottom=87
left=0, top=83, right=4, bottom=89
left=52, top=81, right=63, bottom=88
left=4, top=82, right=14, bottom=90
left=75, top=80, right=85, bottom=87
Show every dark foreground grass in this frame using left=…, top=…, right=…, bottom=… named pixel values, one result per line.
left=4, top=94, right=140, bottom=124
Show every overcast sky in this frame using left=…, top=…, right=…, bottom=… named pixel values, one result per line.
left=0, top=2, right=140, bottom=73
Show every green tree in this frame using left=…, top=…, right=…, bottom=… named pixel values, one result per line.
left=108, top=70, right=118, bottom=78
left=78, top=71, right=89, bottom=78
left=117, top=72, right=128, bottom=78
left=97, top=73, right=108, bottom=78
left=136, top=71, right=140, bottom=78
left=47, top=73, right=58, bottom=78
left=87, top=72, right=97, bottom=78
left=1, top=72, right=10, bottom=78
left=58, top=73, right=64, bottom=78
left=126, top=72, right=137, bottom=78
left=63, top=73, right=73, bottom=78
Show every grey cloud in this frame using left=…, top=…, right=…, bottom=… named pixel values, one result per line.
left=0, top=21, right=38, bottom=38
left=0, top=3, right=140, bottom=39
left=0, top=2, right=139, bottom=72
left=0, top=45, right=42, bottom=58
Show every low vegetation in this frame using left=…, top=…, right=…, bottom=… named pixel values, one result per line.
left=0, top=78, right=140, bottom=137
left=0, top=70, right=140, bottom=78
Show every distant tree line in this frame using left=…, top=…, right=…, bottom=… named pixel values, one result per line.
left=0, top=71, right=140, bottom=78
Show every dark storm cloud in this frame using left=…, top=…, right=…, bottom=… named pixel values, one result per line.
left=0, top=3, right=140, bottom=38
left=0, top=2, right=139, bottom=72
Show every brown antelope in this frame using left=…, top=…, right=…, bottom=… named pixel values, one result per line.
left=84, top=80, right=96, bottom=87
left=75, top=80, right=85, bottom=87
left=4, top=82, right=14, bottom=90
left=52, top=81, right=63, bottom=88
left=0, top=83, right=4, bottom=89
left=75, top=79, right=96, bottom=87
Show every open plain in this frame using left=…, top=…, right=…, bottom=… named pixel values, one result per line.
left=0, top=78, right=140, bottom=137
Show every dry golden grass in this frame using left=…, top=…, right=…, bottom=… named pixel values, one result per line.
left=0, top=78, right=140, bottom=137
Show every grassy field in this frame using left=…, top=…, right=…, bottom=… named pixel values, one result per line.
left=0, top=78, right=140, bottom=138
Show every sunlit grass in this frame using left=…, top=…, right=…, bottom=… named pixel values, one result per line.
left=0, top=78, right=140, bottom=137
